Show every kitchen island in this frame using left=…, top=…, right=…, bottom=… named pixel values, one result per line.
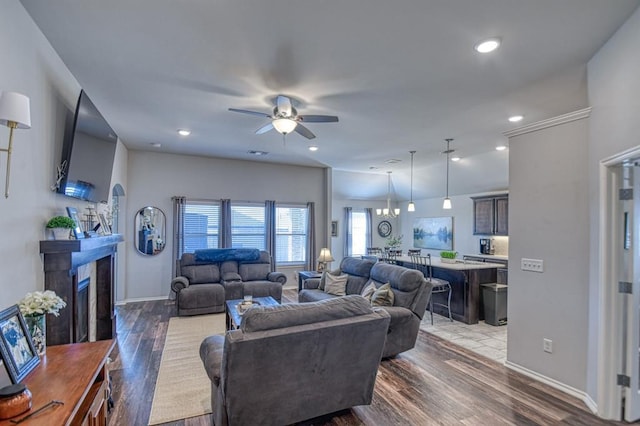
left=397, top=256, right=503, bottom=324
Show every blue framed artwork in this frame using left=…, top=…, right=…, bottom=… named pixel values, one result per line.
left=413, top=217, right=454, bottom=250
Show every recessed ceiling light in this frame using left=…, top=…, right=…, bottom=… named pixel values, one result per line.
left=496, top=145, right=507, bottom=151
left=150, top=142, right=161, bottom=148
left=508, top=115, right=524, bottom=123
left=451, top=156, right=461, bottom=162
left=248, top=150, right=268, bottom=156
left=308, top=145, right=319, bottom=151
left=177, top=129, right=191, bottom=136
left=474, top=37, right=501, bottom=53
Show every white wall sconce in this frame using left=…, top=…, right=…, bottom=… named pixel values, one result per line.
left=0, top=92, right=31, bottom=198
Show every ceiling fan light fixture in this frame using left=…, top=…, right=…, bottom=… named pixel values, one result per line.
left=272, top=118, right=297, bottom=134
left=474, top=37, right=501, bottom=53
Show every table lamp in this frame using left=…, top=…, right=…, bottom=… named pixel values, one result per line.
left=317, top=248, right=334, bottom=272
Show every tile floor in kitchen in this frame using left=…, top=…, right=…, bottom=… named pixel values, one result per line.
left=420, top=313, right=508, bottom=364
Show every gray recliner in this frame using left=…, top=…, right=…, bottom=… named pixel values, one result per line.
left=299, top=257, right=432, bottom=358
left=199, top=296, right=390, bottom=426
left=171, top=250, right=286, bottom=316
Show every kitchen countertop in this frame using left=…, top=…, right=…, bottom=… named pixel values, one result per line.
left=463, top=254, right=509, bottom=261
left=397, top=256, right=505, bottom=270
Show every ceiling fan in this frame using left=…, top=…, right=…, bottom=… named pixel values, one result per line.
left=228, top=95, right=338, bottom=140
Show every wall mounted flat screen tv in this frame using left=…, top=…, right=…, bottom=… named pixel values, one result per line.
left=57, top=90, right=117, bottom=203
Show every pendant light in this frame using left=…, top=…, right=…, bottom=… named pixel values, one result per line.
left=408, top=151, right=416, bottom=212
left=377, top=171, right=400, bottom=218
left=443, top=139, right=454, bottom=210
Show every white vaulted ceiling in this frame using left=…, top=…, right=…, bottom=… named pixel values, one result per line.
left=19, top=0, right=640, bottom=200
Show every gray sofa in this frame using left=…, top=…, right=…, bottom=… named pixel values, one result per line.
left=171, top=250, right=286, bottom=316
left=299, top=257, right=432, bottom=358
left=200, top=296, right=390, bottom=426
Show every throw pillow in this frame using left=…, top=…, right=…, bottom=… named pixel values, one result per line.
left=360, top=281, right=377, bottom=301
left=370, top=283, right=394, bottom=307
left=324, top=273, right=348, bottom=296
left=319, top=270, right=340, bottom=291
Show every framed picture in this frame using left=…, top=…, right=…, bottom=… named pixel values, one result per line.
left=413, top=217, right=454, bottom=251
left=331, top=221, right=338, bottom=237
left=99, top=213, right=112, bottom=235
left=66, top=206, right=85, bottom=239
left=0, top=305, right=40, bottom=383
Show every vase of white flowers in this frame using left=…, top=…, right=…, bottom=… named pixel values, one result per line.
left=18, top=290, right=66, bottom=356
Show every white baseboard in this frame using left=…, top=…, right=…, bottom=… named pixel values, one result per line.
left=504, top=360, right=598, bottom=415
left=115, top=295, right=169, bottom=305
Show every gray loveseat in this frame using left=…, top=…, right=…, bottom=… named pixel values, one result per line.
left=299, top=257, right=432, bottom=358
left=171, top=250, right=286, bottom=316
left=200, top=296, right=390, bottom=426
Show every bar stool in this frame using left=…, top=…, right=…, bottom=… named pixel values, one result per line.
left=412, top=254, right=452, bottom=325
left=407, top=249, right=421, bottom=256
left=366, top=247, right=383, bottom=256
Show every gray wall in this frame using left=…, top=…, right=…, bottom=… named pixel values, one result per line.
left=586, top=5, right=640, bottom=413
left=123, top=150, right=329, bottom=300
left=507, top=116, right=590, bottom=390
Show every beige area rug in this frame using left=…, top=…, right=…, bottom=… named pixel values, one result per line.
left=148, top=314, right=226, bottom=425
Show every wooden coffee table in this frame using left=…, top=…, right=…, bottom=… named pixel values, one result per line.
left=225, top=296, right=279, bottom=330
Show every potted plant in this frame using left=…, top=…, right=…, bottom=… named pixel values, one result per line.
left=46, top=216, right=76, bottom=240
left=386, top=234, right=403, bottom=249
left=440, top=250, right=458, bottom=264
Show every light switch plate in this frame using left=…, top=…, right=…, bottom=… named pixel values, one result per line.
left=521, top=258, right=544, bottom=273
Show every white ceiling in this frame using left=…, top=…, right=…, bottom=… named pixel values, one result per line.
left=19, top=0, right=640, bottom=201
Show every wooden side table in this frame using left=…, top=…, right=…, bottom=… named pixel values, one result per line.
left=0, top=340, right=114, bottom=426
left=297, top=270, right=322, bottom=291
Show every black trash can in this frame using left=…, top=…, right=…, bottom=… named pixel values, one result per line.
left=481, top=283, right=508, bottom=326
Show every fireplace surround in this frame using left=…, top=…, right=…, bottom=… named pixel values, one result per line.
left=39, top=234, right=123, bottom=345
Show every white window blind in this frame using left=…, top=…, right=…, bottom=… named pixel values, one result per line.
left=276, top=205, right=308, bottom=264
left=231, top=203, right=265, bottom=250
left=183, top=201, right=220, bottom=254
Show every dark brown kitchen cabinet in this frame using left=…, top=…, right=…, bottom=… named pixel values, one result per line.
left=472, top=194, right=508, bottom=235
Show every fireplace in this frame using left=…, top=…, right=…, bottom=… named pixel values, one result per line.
left=75, top=278, right=90, bottom=343
left=39, top=234, right=123, bottom=345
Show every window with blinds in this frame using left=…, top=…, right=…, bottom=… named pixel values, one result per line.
left=276, top=205, right=308, bottom=265
left=350, top=209, right=367, bottom=256
left=231, top=203, right=265, bottom=250
left=183, top=201, right=220, bottom=254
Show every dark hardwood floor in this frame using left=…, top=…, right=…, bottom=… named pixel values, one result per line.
left=107, top=289, right=623, bottom=426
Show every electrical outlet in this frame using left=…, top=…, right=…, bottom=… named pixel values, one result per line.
left=521, top=258, right=544, bottom=273
left=543, top=338, right=553, bottom=353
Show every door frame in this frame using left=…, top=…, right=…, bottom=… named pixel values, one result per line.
left=598, top=145, right=640, bottom=419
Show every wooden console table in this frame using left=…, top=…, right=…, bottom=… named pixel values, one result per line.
left=0, top=340, right=115, bottom=426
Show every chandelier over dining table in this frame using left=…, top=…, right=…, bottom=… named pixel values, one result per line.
left=376, top=171, right=400, bottom=218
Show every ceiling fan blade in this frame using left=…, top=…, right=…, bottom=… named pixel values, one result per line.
left=294, top=123, right=316, bottom=139
left=298, top=115, right=339, bottom=123
left=229, top=108, right=271, bottom=118
left=276, top=95, right=293, bottom=117
left=255, top=122, right=274, bottom=135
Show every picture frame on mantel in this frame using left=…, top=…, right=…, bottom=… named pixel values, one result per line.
left=98, top=213, right=112, bottom=236
left=0, top=305, right=40, bottom=383
left=66, top=206, right=85, bottom=239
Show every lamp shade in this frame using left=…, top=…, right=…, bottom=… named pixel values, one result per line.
left=272, top=118, right=297, bottom=134
left=0, top=92, right=31, bottom=129
left=443, top=197, right=452, bottom=209
left=408, top=201, right=415, bottom=212
left=317, top=248, right=334, bottom=262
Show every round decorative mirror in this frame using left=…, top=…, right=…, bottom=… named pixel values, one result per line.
left=135, top=206, right=166, bottom=256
